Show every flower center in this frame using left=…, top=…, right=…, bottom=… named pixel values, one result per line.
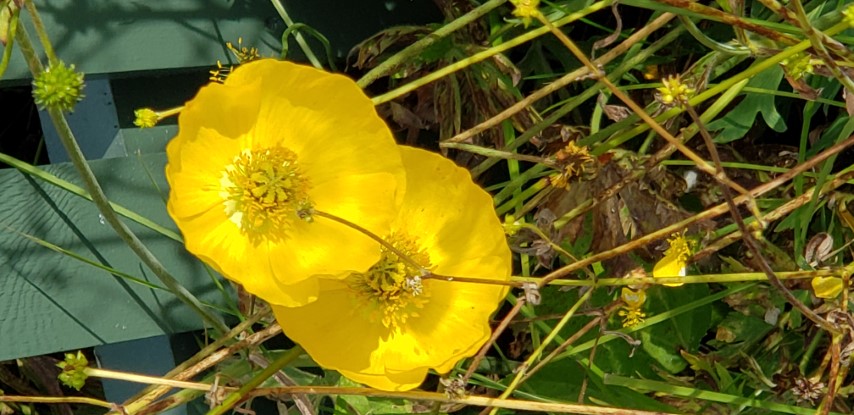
left=219, top=147, right=312, bottom=242
left=349, top=233, right=432, bottom=329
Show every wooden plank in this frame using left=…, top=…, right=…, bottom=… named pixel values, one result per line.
left=3, top=0, right=443, bottom=84
left=0, top=152, right=231, bottom=361
left=3, top=1, right=283, bottom=82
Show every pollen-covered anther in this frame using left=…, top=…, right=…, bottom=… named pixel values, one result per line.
left=219, top=146, right=312, bottom=242
left=844, top=4, right=854, bottom=28
left=32, top=61, right=85, bottom=112
left=226, top=37, right=261, bottom=63
left=351, top=233, right=432, bottom=329
left=510, top=0, right=541, bottom=26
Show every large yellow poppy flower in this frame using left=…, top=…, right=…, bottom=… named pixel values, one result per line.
left=272, top=146, right=511, bottom=391
left=166, top=59, right=405, bottom=307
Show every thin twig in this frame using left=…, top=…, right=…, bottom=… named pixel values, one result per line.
left=683, top=101, right=835, bottom=333
left=540, top=133, right=854, bottom=286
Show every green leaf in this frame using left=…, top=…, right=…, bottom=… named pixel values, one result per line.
left=639, top=284, right=713, bottom=374
left=707, top=66, right=786, bottom=143
left=708, top=311, right=773, bottom=361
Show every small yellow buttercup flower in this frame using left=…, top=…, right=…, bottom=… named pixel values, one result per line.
left=653, top=233, right=694, bottom=287
left=657, top=75, right=695, bottom=107
left=782, top=53, right=816, bottom=81
left=844, top=4, right=854, bottom=28
left=273, top=146, right=511, bottom=391
left=618, top=287, right=646, bottom=327
left=166, top=59, right=405, bottom=307
left=510, top=0, right=540, bottom=27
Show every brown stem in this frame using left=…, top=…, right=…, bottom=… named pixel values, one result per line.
left=540, top=133, right=854, bottom=286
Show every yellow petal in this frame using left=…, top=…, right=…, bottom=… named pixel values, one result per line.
left=652, top=253, right=685, bottom=287
left=274, top=146, right=511, bottom=390
left=166, top=59, right=405, bottom=307
left=811, top=276, right=843, bottom=299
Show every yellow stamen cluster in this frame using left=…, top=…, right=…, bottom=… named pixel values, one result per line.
left=510, top=0, right=540, bottom=27
left=548, top=141, right=597, bottom=189
left=227, top=37, right=261, bottom=63
left=57, top=351, right=89, bottom=391
left=502, top=214, right=524, bottom=236
left=209, top=60, right=233, bottom=83
left=844, top=4, right=854, bottom=28
left=133, top=106, right=183, bottom=128
left=220, top=147, right=312, bottom=242
left=133, top=108, right=159, bottom=128
left=618, top=287, right=647, bottom=327
left=782, top=53, right=816, bottom=81
left=657, top=75, right=695, bottom=107
left=350, top=233, right=432, bottom=329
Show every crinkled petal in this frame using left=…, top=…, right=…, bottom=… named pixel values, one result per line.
left=166, top=59, right=404, bottom=307
left=276, top=146, right=511, bottom=390
left=652, top=253, right=686, bottom=287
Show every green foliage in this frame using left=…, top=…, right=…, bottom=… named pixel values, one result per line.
left=706, top=66, right=787, bottom=143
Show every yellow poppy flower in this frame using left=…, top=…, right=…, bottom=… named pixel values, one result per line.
left=272, top=146, right=511, bottom=391
left=166, top=59, right=405, bottom=307
left=653, top=233, right=694, bottom=287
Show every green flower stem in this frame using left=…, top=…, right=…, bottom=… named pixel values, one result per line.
left=678, top=15, right=751, bottom=55
left=205, top=346, right=304, bottom=415
left=312, top=210, right=428, bottom=273
left=0, top=152, right=182, bottom=242
left=14, top=26, right=228, bottom=334
left=0, top=395, right=114, bottom=410
left=442, top=142, right=550, bottom=164
left=85, top=368, right=211, bottom=392
left=45, top=105, right=228, bottom=334
left=604, top=375, right=847, bottom=415
left=497, top=289, right=594, bottom=401
left=512, top=268, right=842, bottom=287
left=152, top=384, right=679, bottom=415
left=356, top=0, right=508, bottom=89
left=789, top=0, right=854, bottom=94
left=0, top=4, right=19, bottom=79
left=370, top=0, right=614, bottom=105
left=268, top=0, right=322, bottom=69
left=122, top=315, right=275, bottom=415
left=13, top=14, right=41, bottom=74
left=22, top=0, right=56, bottom=64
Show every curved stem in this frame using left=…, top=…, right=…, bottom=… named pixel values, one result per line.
left=22, top=0, right=57, bottom=64
left=312, top=209, right=428, bottom=274
left=269, top=0, right=322, bottom=69
left=14, top=26, right=228, bottom=334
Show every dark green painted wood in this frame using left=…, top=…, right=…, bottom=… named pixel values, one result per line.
left=4, top=1, right=284, bottom=82
left=0, top=152, right=231, bottom=361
